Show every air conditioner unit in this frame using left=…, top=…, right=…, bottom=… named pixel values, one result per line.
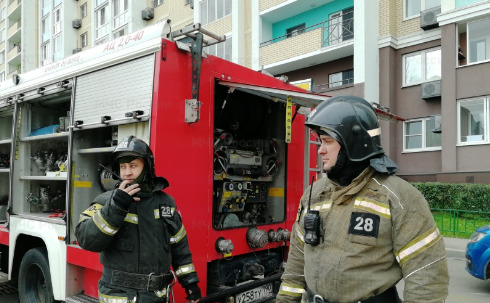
left=72, top=19, right=82, bottom=29
left=142, top=7, right=154, bottom=21
left=421, top=80, right=441, bottom=100
left=420, top=6, right=440, bottom=30
left=72, top=48, right=82, bottom=54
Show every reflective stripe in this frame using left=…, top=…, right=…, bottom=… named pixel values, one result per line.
left=170, top=225, right=186, bottom=244
left=278, top=283, right=305, bottom=297
left=175, top=263, right=196, bottom=276
left=82, top=203, right=103, bottom=217
left=354, top=198, right=391, bottom=219
left=154, top=288, right=167, bottom=297
left=367, top=127, right=381, bottom=137
left=154, top=209, right=160, bottom=219
left=98, top=292, right=136, bottom=303
left=93, top=211, right=119, bottom=236
left=302, top=201, right=332, bottom=217
left=396, top=226, right=441, bottom=265
left=295, top=225, right=305, bottom=244
left=124, top=213, right=138, bottom=224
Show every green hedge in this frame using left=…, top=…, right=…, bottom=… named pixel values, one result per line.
left=411, top=182, right=490, bottom=213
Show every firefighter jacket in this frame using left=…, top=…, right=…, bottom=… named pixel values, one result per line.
left=277, top=167, right=449, bottom=303
left=75, top=177, right=199, bottom=301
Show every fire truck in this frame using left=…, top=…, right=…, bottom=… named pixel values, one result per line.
left=0, top=20, right=331, bottom=303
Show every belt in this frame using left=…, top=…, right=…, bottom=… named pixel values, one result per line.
left=306, top=286, right=399, bottom=303
left=102, top=268, right=174, bottom=292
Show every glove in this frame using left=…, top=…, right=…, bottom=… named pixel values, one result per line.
left=185, top=283, right=202, bottom=301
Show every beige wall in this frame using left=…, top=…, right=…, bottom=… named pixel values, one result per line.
left=379, top=0, right=425, bottom=38
left=260, top=0, right=287, bottom=12
left=151, top=0, right=193, bottom=30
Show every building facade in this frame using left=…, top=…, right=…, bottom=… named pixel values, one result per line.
left=0, top=0, right=489, bottom=184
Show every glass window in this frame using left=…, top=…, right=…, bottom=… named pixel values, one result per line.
left=41, top=42, right=51, bottom=66
left=458, top=98, right=487, bottom=144
left=53, top=0, right=62, bottom=7
left=328, top=69, right=353, bottom=88
left=403, top=118, right=441, bottom=151
left=0, top=72, right=4, bottom=82
left=0, top=7, right=6, bottom=22
left=403, top=48, right=441, bottom=86
left=286, top=24, right=305, bottom=38
left=153, top=0, right=164, bottom=7
left=81, top=32, right=88, bottom=47
left=41, top=17, right=50, bottom=42
left=0, top=51, right=4, bottom=64
left=200, top=0, right=232, bottom=26
left=0, top=29, right=5, bottom=43
left=53, top=35, right=62, bottom=61
left=96, top=5, right=109, bottom=39
left=405, top=0, right=440, bottom=18
left=96, top=0, right=108, bottom=7
left=53, top=8, right=62, bottom=35
left=205, top=34, right=232, bottom=61
left=113, top=0, right=128, bottom=29
left=467, top=18, right=490, bottom=64
left=81, top=3, right=88, bottom=18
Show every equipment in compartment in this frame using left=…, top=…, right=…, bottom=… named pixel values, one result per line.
left=26, top=184, right=65, bottom=213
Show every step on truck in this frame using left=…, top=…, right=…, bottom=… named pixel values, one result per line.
left=0, top=20, right=333, bottom=303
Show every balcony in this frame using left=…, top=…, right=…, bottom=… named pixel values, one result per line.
left=7, top=0, right=21, bottom=20
left=7, top=43, right=20, bottom=63
left=7, top=19, right=20, bottom=39
left=260, top=15, right=354, bottom=75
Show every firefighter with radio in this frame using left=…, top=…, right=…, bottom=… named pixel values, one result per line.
left=76, top=136, right=201, bottom=303
left=276, top=96, right=449, bottom=303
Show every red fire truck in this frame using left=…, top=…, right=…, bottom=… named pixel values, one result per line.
left=0, top=20, right=332, bottom=302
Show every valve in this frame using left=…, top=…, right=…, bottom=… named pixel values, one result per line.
left=215, top=237, right=234, bottom=255
left=246, top=227, right=268, bottom=248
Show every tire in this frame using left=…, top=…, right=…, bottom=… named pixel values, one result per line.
left=18, top=247, right=56, bottom=303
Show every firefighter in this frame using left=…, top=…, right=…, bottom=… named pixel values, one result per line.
left=76, top=136, right=201, bottom=303
left=276, top=96, right=449, bottom=303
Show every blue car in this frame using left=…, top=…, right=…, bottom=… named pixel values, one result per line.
left=465, top=225, right=490, bottom=280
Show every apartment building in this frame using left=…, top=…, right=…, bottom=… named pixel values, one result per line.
left=1, top=0, right=490, bottom=184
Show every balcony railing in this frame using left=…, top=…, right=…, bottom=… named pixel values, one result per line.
left=260, top=13, right=354, bottom=48
left=259, top=13, right=354, bottom=67
left=316, top=78, right=354, bottom=92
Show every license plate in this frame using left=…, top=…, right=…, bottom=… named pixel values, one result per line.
left=235, top=283, right=273, bottom=303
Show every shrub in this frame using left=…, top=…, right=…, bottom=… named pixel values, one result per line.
left=411, top=182, right=490, bottom=213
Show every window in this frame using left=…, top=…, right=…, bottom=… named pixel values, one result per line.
left=41, top=42, right=51, bottom=66
left=53, top=35, right=62, bottom=61
left=200, top=0, right=232, bottom=26
left=403, top=47, right=441, bottom=86
left=81, top=32, right=88, bottom=48
left=0, top=28, right=4, bottom=43
left=41, top=0, right=51, bottom=16
left=96, top=0, right=108, bottom=7
left=458, top=98, right=489, bottom=144
left=328, top=69, right=354, bottom=88
left=403, top=118, right=441, bottom=151
left=405, top=0, right=440, bottom=18
left=205, top=35, right=232, bottom=61
left=81, top=3, right=88, bottom=18
left=53, top=0, right=62, bottom=7
left=53, top=8, right=62, bottom=35
left=0, top=51, right=4, bottom=64
left=41, top=17, right=50, bottom=42
left=467, top=18, right=490, bottom=64
left=113, top=26, right=127, bottom=39
left=327, top=7, right=354, bottom=45
left=95, top=5, right=109, bottom=40
left=153, top=0, right=163, bottom=7
left=286, top=24, right=305, bottom=38
left=0, top=72, right=4, bottom=82
left=113, top=0, right=128, bottom=29
left=0, top=7, right=6, bottom=22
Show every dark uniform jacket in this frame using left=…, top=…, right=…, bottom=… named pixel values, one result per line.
left=276, top=167, right=449, bottom=303
left=75, top=177, right=199, bottom=302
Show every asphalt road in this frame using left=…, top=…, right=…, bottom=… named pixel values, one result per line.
left=1, top=238, right=489, bottom=303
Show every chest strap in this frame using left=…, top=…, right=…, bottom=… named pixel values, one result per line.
left=102, top=268, right=174, bottom=292
left=306, top=285, right=399, bottom=303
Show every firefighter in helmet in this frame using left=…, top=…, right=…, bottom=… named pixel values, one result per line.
left=76, top=136, right=201, bottom=303
left=276, top=96, right=449, bottom=303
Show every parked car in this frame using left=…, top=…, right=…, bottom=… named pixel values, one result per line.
left=465, top=225, right=490, bottom=280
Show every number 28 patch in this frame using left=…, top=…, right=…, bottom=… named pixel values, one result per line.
left=348, top=212, right=380, bottom=238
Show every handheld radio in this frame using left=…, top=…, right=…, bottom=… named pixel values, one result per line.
left=304, top=176, right=321, bottom=246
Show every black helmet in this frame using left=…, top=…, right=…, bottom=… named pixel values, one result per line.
left=305, top=95, right=384, bottom=161
left=111, top=136, right=155, bottom=180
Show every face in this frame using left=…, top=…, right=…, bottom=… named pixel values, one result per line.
left=318, top=134, right=341, bottom=171
left=119, top=158, right=145, bottom=182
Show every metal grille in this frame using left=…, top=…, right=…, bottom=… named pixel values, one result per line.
left=65, top=294, right=98, bottom=303
left=0, top=281, right=17, bottom=295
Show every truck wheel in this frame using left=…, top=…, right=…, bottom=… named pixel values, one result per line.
left=18, top=247, right=56, bottom=303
